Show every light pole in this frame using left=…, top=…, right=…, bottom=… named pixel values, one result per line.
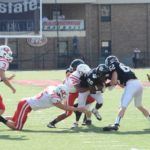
left=55, top=0, right=60, bottom=67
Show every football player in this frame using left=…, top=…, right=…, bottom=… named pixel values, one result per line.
left=70, top=63, right=107, bottom=128
left=103, top=55, right=150, bottom=131
left=0, top=84, right=88, bottom=130
left=0, top=45, right=16, bottom=116
left=47, top=59, right=95, bottom=128
left=73, top=64, right=111, bottom=126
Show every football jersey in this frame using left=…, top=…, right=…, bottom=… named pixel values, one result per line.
left=80, top=74, right=89, bottom=88
left=27, top=86, right=62, bottom=111
left=85, top=68, right=107, bottom=91
left=0, top=58, right=9, bottom=71
left=0, top=58, right=9, bottom=81
left=65, top=71, right=81, bottom=93
left=63, top=75, right=77, bottom=93
left=109, top=62, right=137, bottom=85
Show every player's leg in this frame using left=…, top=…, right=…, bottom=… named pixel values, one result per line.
left=90, top=91, right=103, bottom=121
left=134, top=81, right=150, bottom=120
left=73, top=95, right=95, bottom=126
left=103, top=80, right=139, bottom=131
left=47, top=92, right=78, bottom=128
left=0, top=95, right=5, bottom=115
left=11, top=99, right=32, bottom=130
left=0, top=116, right=16, bottom=129
left=71, top=91, right=90, bottom=129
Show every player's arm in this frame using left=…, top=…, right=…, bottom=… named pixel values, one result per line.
left=6, top=74, right=15, bottom=81
left=110, top=71, right=118, bottom=86
left=0, top=69, right=16, bottom=93
left=53, top=102, right=87, bottom=113
left=1, top=74, right=15, bottom=82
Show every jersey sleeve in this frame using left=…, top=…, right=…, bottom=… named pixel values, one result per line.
left=0, top=60, right=9, bottom=71
left=68, top=72, right=80, bottom=86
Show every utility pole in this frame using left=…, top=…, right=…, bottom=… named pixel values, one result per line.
left=55, top=0, right=60, bottom=68
left=5, top=38, right=8, bottom=45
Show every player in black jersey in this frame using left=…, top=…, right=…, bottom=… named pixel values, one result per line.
left=85, top=64, right=110, bottom=121
left=103, top=55, right=150, bottom=131
left=73, top=64, right=111, bottom=126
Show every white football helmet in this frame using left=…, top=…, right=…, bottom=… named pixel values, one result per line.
left=76, top=64, right=91, bottom=76
left=54, top=84, right=69, bottom=100
left=0, top=45, right=13, bottom=63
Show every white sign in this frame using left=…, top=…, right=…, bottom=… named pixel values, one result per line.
left=43, top=20, right=84, bottom=31
left=0, top=0, right=39, bottom=14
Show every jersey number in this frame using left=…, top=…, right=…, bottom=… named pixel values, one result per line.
left=119, top=63, right=130, bottom=72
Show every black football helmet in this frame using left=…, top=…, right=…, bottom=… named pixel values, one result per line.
left=69, top=59, right=85, bottom=71
left=96, top=64, right=109, bottom=76
left=105, top=55, right=119, bottom=67
left=65, top=67, right=72, bottom=74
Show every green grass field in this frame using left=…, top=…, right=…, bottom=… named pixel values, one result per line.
left=0, top=69, right=150, bottom=150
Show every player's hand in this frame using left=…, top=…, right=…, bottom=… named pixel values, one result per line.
left=77, top=107, right=91, bottom=116
left=77, top=106, right=87, bottom=112
left=12, top=88, right=16, bottom=94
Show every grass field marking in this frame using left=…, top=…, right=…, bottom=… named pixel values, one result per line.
left=12, top=79, right=150, bottom=88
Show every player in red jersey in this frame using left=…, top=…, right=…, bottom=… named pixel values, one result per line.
left=0, top=45, right=16, bottom=115
left=47, top=59, right=95, bottom=128
left=0, top=84, right=88, bottom=130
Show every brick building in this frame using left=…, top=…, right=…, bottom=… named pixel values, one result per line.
left=0, top=0, right=150, bottom=69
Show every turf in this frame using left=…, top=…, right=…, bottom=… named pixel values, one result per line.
left=0, top=69, right=150, bottom=150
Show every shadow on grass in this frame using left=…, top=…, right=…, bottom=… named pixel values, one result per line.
left=21, top=125, right=150, bottom=135
left=0, top=135, right=28, bottom=141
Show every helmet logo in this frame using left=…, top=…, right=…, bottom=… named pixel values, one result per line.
left=4, top=48, right=10, bottom=53
left=60, top=89, right=66, bottom=98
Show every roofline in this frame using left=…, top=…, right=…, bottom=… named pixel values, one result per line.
left=43, top=0, right=150, bottom=4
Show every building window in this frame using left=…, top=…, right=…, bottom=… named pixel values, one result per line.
left=58, top=41, right=68, bottom=55
left=101, top=5, right=111, bottom=22
left=101, top=40, right=111, bottom=57
left=52, top=4, right=62, bottom=20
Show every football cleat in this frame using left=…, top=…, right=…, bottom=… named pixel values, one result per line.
left=103, top=124, right=119, bottom=131
left=85, top=120, right=92, bottom=126
left=70, top=122, right=78, bottom=129
left=47, top=122, right=56, bottom=128
left=92, top=108, right=102, bottom=121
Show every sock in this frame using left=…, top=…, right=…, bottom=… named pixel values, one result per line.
left=83, top=114, right=87, bottom=122
left=114, top=116, right=121, bottom=125
left=0, top=116, right=7, bottom=124
left=75, top=111, right=82, bottom=122
left=50, top=119, right=58, bottom=125
left=50, top=114, right=67, bottom=125
left=95, top=103, right=103, bottom=110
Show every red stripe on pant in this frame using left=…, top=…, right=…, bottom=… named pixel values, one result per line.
left=12, top=99, right=32, bottom=130
left=0, top=95, right=5, bottom=112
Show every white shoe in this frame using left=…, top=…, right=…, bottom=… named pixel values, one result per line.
left=47, top=122, right=56, bottom=128
left=71, top=122, right=78, bottom=129
left=92, top=108, right=102, bottom=121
